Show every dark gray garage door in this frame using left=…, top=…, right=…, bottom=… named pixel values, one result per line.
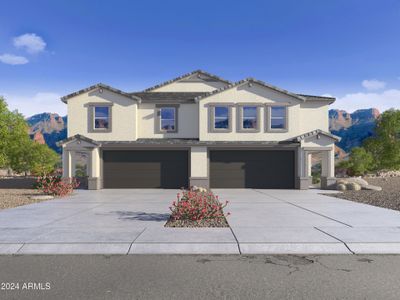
left=103, top=150, right=188, bottom=188
left=210, top=150, right=295, bottom=189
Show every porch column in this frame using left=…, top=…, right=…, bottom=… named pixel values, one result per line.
left=87, top=147, right=101, bottom=190
left=189, top=146, right=209, bottom=188
left=321, top=149, right=336, bottom=189
left=62, top=148, right=72, bottom=178
left=296, top=148, right=312, bottom=190
left=70, top=151, right=76, bottom=177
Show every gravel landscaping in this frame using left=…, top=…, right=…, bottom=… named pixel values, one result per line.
left=0, top=189, right=49, bottom=210
left=326, top=177, right=400, bottom=211
left=165, top=217, right=229, bottom=228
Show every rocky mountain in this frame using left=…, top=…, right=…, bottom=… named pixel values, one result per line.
left=25, top=108, right=380, bottom=157
left=329, top=108, right=379, bottom=153
left=26, top=113, right=67, bottom=153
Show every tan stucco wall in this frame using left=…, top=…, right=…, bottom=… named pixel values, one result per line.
left=67, top=89, right=138, bottom=141
left=138, top=103, right=199, bottom=138
left=198, top=83, right=330, bottom=141
left=151, top=81, right=226, bottom=92
left=199, top=83, right=298, bottom=141
left=299, top=102, right=329, bottom=132
left=190, top=146, right=208, bottom=177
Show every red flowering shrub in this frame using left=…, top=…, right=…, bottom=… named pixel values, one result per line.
left=167, top=189, right=230, bottom=227
left=35, top=176, right=80, bottom=197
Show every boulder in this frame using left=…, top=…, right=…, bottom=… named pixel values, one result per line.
left=362, top=185, right=382, bottom=191
left=336, top=183, right=347, bottom=191
left=29, top=195, right=54, bottom=200
left=345, top=177, right=369, bottom=188
left=346, top=182, right=361, bottom=191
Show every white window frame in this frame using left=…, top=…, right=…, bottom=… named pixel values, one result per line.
left=159, top=106, right=177, bottom=133
left=266, top=105, right=288, bottom=132
left=92, top=105, right=112, bottom=132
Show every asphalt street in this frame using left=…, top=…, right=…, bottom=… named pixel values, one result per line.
left=1, top=254, right=400, bottom=299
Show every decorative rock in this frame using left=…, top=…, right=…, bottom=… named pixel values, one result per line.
left=345, top=177, right=369, bottom=188
left=337, top=183, right=347, bottom=191
left=346, top=182, right=361, bottom=191
left=192, top=186, right=208, bottom=193
left=375, top=170, right=400, bottom=178
left=362, top=185, right=383, bottom=191
left=29, top=195, right=54, bottom=200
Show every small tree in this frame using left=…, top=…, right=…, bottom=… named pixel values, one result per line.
left=364, top=109, right=400, bottom=170
left=0, top=96, right=59, bottom=175
left=30, top=143, right=59, bottom=175
left=346, top=147, right=375, bottom=176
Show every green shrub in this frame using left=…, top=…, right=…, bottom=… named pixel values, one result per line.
left=346, top=147, right=374, bottom=176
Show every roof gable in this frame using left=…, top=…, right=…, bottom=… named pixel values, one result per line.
left=289, top=130, right=341, bottom=142
left=58, top=134, right=100, bottom=147
left=194, top=78, right=307, bottom=102
left=61, top=83, right=141, bottom=103
left=143, top=70, right=231, bottom=92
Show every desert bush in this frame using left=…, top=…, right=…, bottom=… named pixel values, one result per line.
left=337, top=147, right=374, bottom=176
left=35, top=175, right=79, bottom=197
left=169, top=189, right=229, bottom=222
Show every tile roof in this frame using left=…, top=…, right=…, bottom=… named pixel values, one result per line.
left=61, top=83, right=141, bottom=103
left=296, top=94, right=336, bottom=103
left=100, top=138, right=297, bottom=146
left=131, top=92, right=206, bottom=103
left=60, top=73, right=336, bottom=105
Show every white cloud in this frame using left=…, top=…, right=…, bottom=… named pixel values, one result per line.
left=13, top=33, right=46, bottom=54
left=331, top=89, right=400, bottom=113
left=3, top=92, right=65, bottom=117
left=362, top=79, right=386, bottom=91
left=321, top=93, right=333, bottom=97
left=0, top=53, right=29, bottom=65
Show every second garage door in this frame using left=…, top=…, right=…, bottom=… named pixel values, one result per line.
left=210, top=150, right=295, bottom=189
left=103, top=150, right=188, bottom=188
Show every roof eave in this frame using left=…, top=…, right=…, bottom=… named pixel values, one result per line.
left=61, top=83, right=142, bottom=104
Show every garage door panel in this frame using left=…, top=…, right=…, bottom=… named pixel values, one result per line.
left=210, top=150, right=295, bottom=189
left=103, top=150, right=188, bottom=188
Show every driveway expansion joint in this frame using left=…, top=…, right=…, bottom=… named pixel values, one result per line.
left=314, top=227, right=355, bottom=254
left=229, top=227, right=242, bottom=254
left=254, top=189, right=353, bottom=228
left=127, top=227, right=147, bottom=254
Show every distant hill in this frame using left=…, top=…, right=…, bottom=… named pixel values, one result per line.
left=25, top=108, right=380, bottom=156
left=26, top=113, right=67, bottom=153
left=329, top=108, right=379, bottom=153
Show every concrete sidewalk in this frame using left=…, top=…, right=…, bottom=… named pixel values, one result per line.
left=1, top=189, right=400, bottom=254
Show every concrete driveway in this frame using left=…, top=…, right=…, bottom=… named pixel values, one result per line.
left=1, top=189, right=400, bottom=254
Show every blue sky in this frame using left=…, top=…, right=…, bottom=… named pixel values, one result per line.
left=1, top=0, right=400, bottom=117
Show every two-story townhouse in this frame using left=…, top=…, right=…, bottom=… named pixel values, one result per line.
left=60, top=70, right=340, bottom=190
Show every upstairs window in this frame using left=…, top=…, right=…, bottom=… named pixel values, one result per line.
left=242, top=106, right=258, bottom=129
left=160, top=107, right=176, bottom=132
left=270, top=106, right=287, bottom=130
left=94, top=106, right=110, bottom=129
left=214, top=106, right=229, bottom=129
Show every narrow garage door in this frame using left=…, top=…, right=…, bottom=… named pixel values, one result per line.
left=103, top=150, right=188, bottom=188
left=210, top=150, right=295, bottom=189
